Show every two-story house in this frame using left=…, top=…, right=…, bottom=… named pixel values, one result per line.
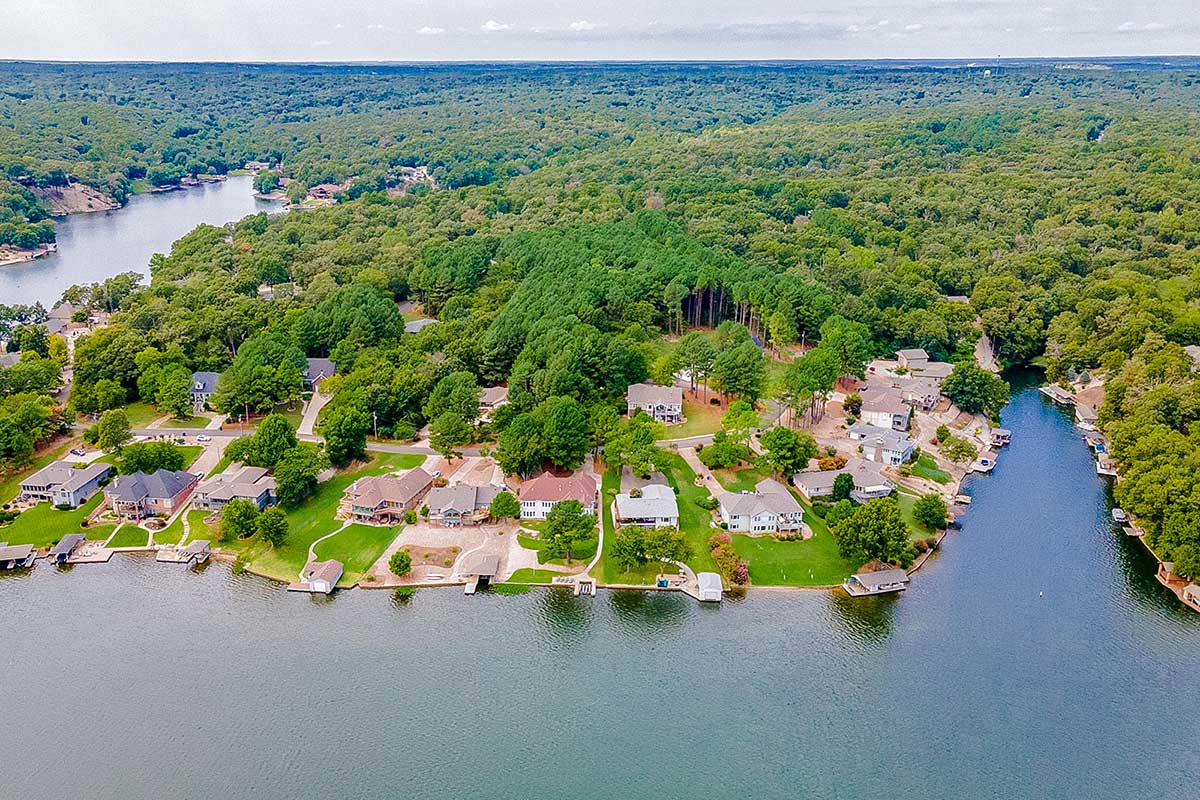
left=518, top=472, right=598, bottom=520
left=626, top=382, right=684, bottom=424
left=718, top=479, right=804, bottom=533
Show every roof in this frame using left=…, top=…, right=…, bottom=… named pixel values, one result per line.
left=426, top=483, right=499, bottom=515
left=0, top=352, right=20, bottom=369
left=105, top=470, right=197, bottom=503
left=848, top=424, right=914, bottom=453
left=0, top=542, right=34, bottom=560
left=404, top=318, right=439, bottom=334
left=615, top=484, right=680, bottom=520
left=794, top=458, right=892, bottom=494
left=479, top=385, right=508, bottom=406
left=915, top=361, right=954, bottom=380
left=47, top=302, right=78, bottom=320
left=722, top=479, right=802, bottom=517
left=851, top=568, right=910, bottom=587
left=698, top=572, right=723, bottom=592
left=459, top=552, right=499, bottom=576
left=896, top=348, right=928, bottom=362
left=347, top=468, right=433, bottom=509
left=22, top=460, right=111, bottom=492
left=49, top=534, right=85, bottom=556
left=305, top=358, right=336, bottom=383
left=191, top=371, right=220, bottom=394
left=861, top=390, right=911, bottom=417
left=305, top=559, right=343, bottom=584
left=181, top=539, right=211, bottom=556
left=196, top=465, right=276, bottom=502
left=626, top=382, right=683, bottom=408
left=519, top=472, right=597, bottom=505
left=1185, top=345, right=1200, bottom=368
left=992, top=428, right=1012, bottom=436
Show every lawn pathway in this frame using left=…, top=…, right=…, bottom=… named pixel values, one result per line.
left=302, top=520, right=352, bottom=581
left=102, top=522, right=126, bottom=547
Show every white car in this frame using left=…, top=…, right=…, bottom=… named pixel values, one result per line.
left=195, top=434, right=212, bottom=442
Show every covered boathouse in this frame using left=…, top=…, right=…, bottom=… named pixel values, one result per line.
left=844, top=568, right=910, bottom=596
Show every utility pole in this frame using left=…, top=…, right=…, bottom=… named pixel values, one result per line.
left=373, top=411, right=378, bottom=440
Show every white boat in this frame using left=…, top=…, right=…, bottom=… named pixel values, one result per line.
left=1112, top=508, right=1127, bottom=523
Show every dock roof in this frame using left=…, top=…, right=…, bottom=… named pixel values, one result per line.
left=0, top=543, right=35, bottom=560
left=49, top=534, right=85, bottom=557
left=851, top=568, right=910, bottom=588
left=459, top=552, right=499, bottom=577
left=305, top=559, right=343, bottom=584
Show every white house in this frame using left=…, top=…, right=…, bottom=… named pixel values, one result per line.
left=190, top=371, right=220, bottom=410
left=518, top=472, right=598, bottom=520
left=793, top=458, right=894, bottom=503
left=626, top=382, right=683, bottom=424
left=859, top=389, right=911, bottom=431
left=718, top=478, right=804, bottom=533
left=614, top=484, right=680, bottom=528
left=848, top=424, right=915, bottom=466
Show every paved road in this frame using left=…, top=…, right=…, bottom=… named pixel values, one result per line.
left=133, top=428, right=437, bottom=455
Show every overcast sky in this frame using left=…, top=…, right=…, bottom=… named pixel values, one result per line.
left=3, top=1, right=1195, bottom=62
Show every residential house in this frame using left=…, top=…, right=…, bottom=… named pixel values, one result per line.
left=895, top=348, right=929, bottom=370
left=404, top=318, right=438, bottom=334
left=479, top=385, right=509, bottom=411
left=1185, top=345, right=1200, bottom=371
left=304, top=358, right=336, bottom=390
left=44, top=302, right=80, bottom=336
left=307, top=183, right=342, bottom=201
left=20, top=461, right=112, bottom=508
left=104, top=470, right=199, bottom=520
left=304, top=560, right=343, bottom=594
left=915, top=361, right=954, bottom=381
left=341, top=468, right=434, bottom=524
left=192, top=465, right=277, bottom=512
left=793, top=458, right=894, bottom=503
left=718, top=478, right=804, bottom=533
left=426, top=483, right=500, bottom=526
left=893, top=375, right=941, bottom=411
left=859, top=390, right=911, bottom=431
left=519, top=472, right=598, bottom=520
left=191, top=371, right=220, bottom=410
left=1073, top=385, right=1105, bottom=429
left=614, top=484, right=680, bottom=529
left=848, top=424, right=915, bottom=466
left=626, top=382, right=683, bottom=423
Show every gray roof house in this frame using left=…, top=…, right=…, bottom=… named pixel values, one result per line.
left=615, top=484, right=680, bottom=529
left=304, top=358, right=336, bottom=388
left=426, top=483, right=500, bottom=526
left=895, top=348, right=929, bottom=369
left=479, top=385, right=509, bottom=409
left=848, top=424, right=916, bottom=467
left=193, top=465, right=277, bottom=511
left=404, top=318, right=439, bottom=334
left=626, top=382, right=683, bottom=423
left=894, top=376, right=942, bottom=411
left=191, top=371, right=220, bottom=409
left=20, top=461, right=113, bottom=508
left=793, top=458, right=894, bottom=503
left=104, top=470, right=199, bottom=520
left=859, top=390, right=912, bottom=431
left=342, top=468, right=434, bottom=523
left=914, top=361, right=954, bottom=381
left=718, top=478, right=804, bottom=533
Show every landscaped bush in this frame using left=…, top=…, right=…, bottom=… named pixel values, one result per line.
left=817, top=455, right=847, bottom=471
left=708, top=532, right=731, bottom=549
left=54, top=503, right=73, bottom=511
left=389, top=549, right=412, bottom=577
left=695, top=495, right=719, bottom=511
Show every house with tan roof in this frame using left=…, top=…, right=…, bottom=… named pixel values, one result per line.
left=518, top=472, right=598, bottom=520
left=860, top=389, right=912, bottom=431
left=193, top=465, right=277, bottom=512
left=341, top=468, right=433, bottom=524
left=794, top=458, right=894, bottom=503
left=718, top=478, right=804, bottom=533
left=626, top=382, right=683, bottom=423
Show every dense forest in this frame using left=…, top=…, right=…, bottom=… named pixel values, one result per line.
left=3, top=60, right=1200, bottom=571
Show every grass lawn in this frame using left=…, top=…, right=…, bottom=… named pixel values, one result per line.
left=0, top=436, right=80, bottom=504
left=729, top=487, right=856, bottom=586
left=107, top=525, right=151, bottom=548
left=597, top=464, right=662, bottom=585
left=159, top=415, right=212, bottom=429
left=313, top=523, right=402, bottom=586
left=269, top=402, right=305, bottom=431
left=895, top=489, right=936, bottom=541
left=156, top=509, right=213, bottom=545
left=517, top=532, right=598, bottom=566
left=663, top=395, right=726, bottom=439
left=121, top=402, right=165, bottom=428
left=0, top=493, right=104, bottom=547
left=910, top=454, right=952, bottom=484
left=713, top=462, right=773, bottom=494
left=245, top=453, right=425, bottom=584
left=506, top=568, right=568, bottom=583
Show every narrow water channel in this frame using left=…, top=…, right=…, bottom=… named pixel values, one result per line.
left=0, top=175, right=278, bottom=307
left=0, top=386, right=1196, bottom=799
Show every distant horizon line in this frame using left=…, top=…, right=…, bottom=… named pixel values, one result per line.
left=1, top=54, right=1198, bottom=68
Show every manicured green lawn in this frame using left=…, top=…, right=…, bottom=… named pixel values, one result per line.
left=156, top=509, right=214, bottom=545
left=269, top=402, right=304, bottom=431
left=714, top=463, right=772, bottom=493
left=0, top=436, right=80, bottom=504
left=121, top=402, right=165, bottom=428
left=159, top=415, right=212, bottom=429
left=910, top=454, right=951, bottom=484
left=664, top=395, right=725, bottom=439
left=0, top=493, right=104, bottom=547
left=731, top=525, right=854, bottom=586
left=313, top=523, right=402, bottom=586
left=107, top=525, right=151, bottom=548
left=517, top=531, right=598, bottom=565
left=245, top=453, right=425, bottom=584
left=895, top=489, right=935, bottom=541
left=506, top=568, right=568, bottom=583
left=597, top=464, right=662, bottom=584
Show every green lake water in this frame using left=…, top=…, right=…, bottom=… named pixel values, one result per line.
left=1, top=384, right=1198, bottom=799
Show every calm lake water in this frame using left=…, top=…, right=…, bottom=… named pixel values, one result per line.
left=1, top=387, right=1198, bottom=799
left=0, top=175, right=278, bottom=306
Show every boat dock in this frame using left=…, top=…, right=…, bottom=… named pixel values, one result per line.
left=156, top=539, right=211, bottom=565
left=1040, top=384, right=1076, bottom=405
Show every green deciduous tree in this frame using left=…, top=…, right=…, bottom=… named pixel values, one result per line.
left=256, top=505, right=289, bottom=546
left=542, top=499, right=595, bottom=563
left=489, top=491, right=520, bottom=520
left=941, top=364, right=1010, bottom=421
left=219, top=498, right=260, bottom=542
left=322, top=406, right=370, bottom=466
left=830, top=497, right=912, bottom=567
left=273, top=443, right=326, bottom=506
left=96, top=408, right=132, bottom=452
left=913, top=494, right=948, bottom=530
left=389, top=549, right=412, bottom=577
left=118, top=441, right=185, bottom=475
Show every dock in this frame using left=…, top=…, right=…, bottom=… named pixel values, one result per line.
left=156, top=539, right=211, bottom=565
left=843, top=568, right=910, bottom=597
left=1040, top=385, right=1076, bottom=405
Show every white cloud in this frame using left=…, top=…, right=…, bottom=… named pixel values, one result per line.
left=905, top=23, right=923, bottom=32
left=846, top=24, right=861, bottom=33
left=568, top=20, right=596, bottom=32
left=482, top=20, right=510, bottom=32
left=1117, top=20, right=1136, bottom=31
left=417, top=26, right=444, bottom=35
left=877, top=19, right=890, bottom=27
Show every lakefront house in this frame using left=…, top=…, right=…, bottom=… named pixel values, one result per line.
left=718, top=478, right=804, bottom=533
left=518, top=472, right=598, bottom=520
left=20, top=461, right=112, bottom=508
left=104, top=470, right=199, bottom=520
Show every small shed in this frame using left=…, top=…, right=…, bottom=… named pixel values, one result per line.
left=697, top=572, right=723, bottom=602
left=49, top=534, right=85, bottom=564
left=459, top=552, right=500, bottom=579
left=305, top=560, right=343, bottom=594
left=844, top=568, right=910, bottom=596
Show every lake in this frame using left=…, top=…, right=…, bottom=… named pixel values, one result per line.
left=1, top=385, right=1198, bottom=799
left=0, top=176, right=278, bottom=307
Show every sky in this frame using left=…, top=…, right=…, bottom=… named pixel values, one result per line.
left=2, top=0, right=1196, bottom=62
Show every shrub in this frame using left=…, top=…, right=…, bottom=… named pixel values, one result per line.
left=818, top=455, right=847, bottom=471
left=54, top=503, right=73, bottom=511
left=708, top=532, right=731, bottom=549
left=696, top=495, right=720, bottom=510
left=389, top=549, right=412, bottom=577
left=404, top=509, right=417, bottom=524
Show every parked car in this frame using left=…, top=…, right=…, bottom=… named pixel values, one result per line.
left=196, top=434, right=212, bottom=442
left=70, top=448, right=86, bottom=456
